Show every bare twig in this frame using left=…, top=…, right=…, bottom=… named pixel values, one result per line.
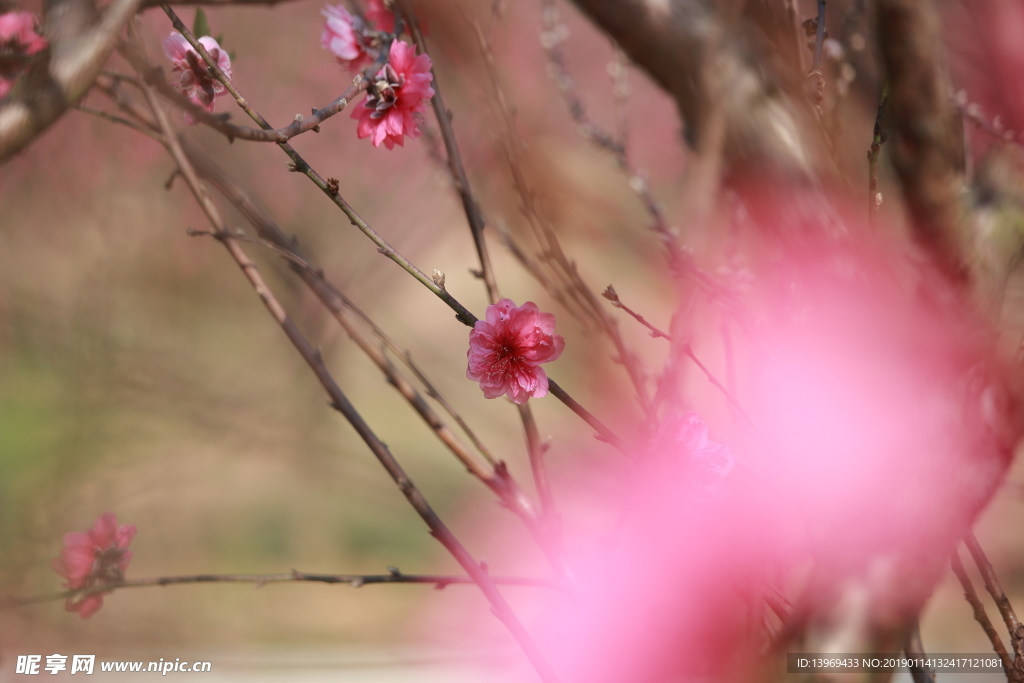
left=904, top=620, right=936, bottom=683
left=950, top=549, right=1013, bottom=673
left=119, top=40, right=368, bottom=144
left=5, top=568, right=562, bottom=609
left=538, top=0, right=669, bottom=242
left=517, top=402, right=558, bottom=531
left=601, top=285, right=670, bottom=340
left=964, top=532, right=1021, bottom=638
left=74, top=103, right=165, bottom=141
left=398, top=1, right=499, bottom=305
left=600, top=284, right=750, bottom=424
left=867, top=77, right=889, bottom=229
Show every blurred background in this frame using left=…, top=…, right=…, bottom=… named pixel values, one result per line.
left=0, top=0, right=1023, bottom=679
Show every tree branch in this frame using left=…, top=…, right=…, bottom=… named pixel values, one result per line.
left=0, top=0, right=145, bottom=162
left=6, top=568, right=562, bottom=609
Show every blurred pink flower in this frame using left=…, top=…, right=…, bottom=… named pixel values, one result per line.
left=321, top=5, right=372, bottom=69
left=0, top=11, right=47, bottom=98
left=364, top=0, right=396, bottom=34
left=467, top=298, right=565, bottom=404
left=364, top=0, right=428, bottom=36
left=52, top=512, right=137, bottom=619
left=162, top=32, right=232, bottom=125
left=652, top=412, right=734, bottom=482
left=351, top=41, right=433, bottom=149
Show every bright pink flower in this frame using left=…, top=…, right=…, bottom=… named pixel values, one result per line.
left=364, top=0, right=396, bottom=34
left=467, top=298, right=565, bottom=404
left=0, top=11, right=47, bottom=99
left=350, top=41, right=433, bottom=149
left=162, top=32, right=232, bottom=124
left=52, top=512, right=137, bottom=619
left=321, top=5, right=372, bottom=69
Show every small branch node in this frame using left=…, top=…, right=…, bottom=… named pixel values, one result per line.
left=431, top=269, right=446, bottom=289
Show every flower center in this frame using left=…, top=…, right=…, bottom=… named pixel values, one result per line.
left=366, top=63, right=403, bottom=119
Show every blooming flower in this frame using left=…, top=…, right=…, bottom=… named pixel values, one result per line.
left=52, top=512, right=137, bottom=619
left=321, top=5, right=373, bottom=69
left=0, top=11, right=47, bottom=99
left=162, top=32, right=232, bottom=124
left=467, top=298, right=565, bottom=404
left=350, top=41, right=433, bottom=149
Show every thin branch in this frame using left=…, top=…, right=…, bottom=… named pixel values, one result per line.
left=601, top=286, right=751, bottom=425
left=119, top=41, right=368, bottom=144
left=398, top=1, right=499, bottom=305
left=904, top=620, right=936, bottom=683
left=868, top=77, right=889, bottom=229
left=517, top=402, right=558, bottom=531
left=160, top=4, right=630, bottom=460
left=5, top=568, right=563, bottom=609
left=133, top=53, right=558, bottom=682
left=74, top=103, right=165, bottom=141
left=540, top=0, right=622, bottom=155
left=965, top=532, right=1021, bottom=637
left=538, top=0, right=671, bottom=260
left=602, top=285, right=670, bottom=340
left=950, top=549, right=1013, bottom=673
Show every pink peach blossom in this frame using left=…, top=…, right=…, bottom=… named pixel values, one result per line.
left=52, top=512, right=137, bottom=619
left=0, top=11, right=47, bottom=99
left=467, top=298, right=564, bottom=404
left=350, top=41, right=433, bottom=149
left=162, top=32, right=232, bottom=124
left=321, top=5, right=372, bottom=69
